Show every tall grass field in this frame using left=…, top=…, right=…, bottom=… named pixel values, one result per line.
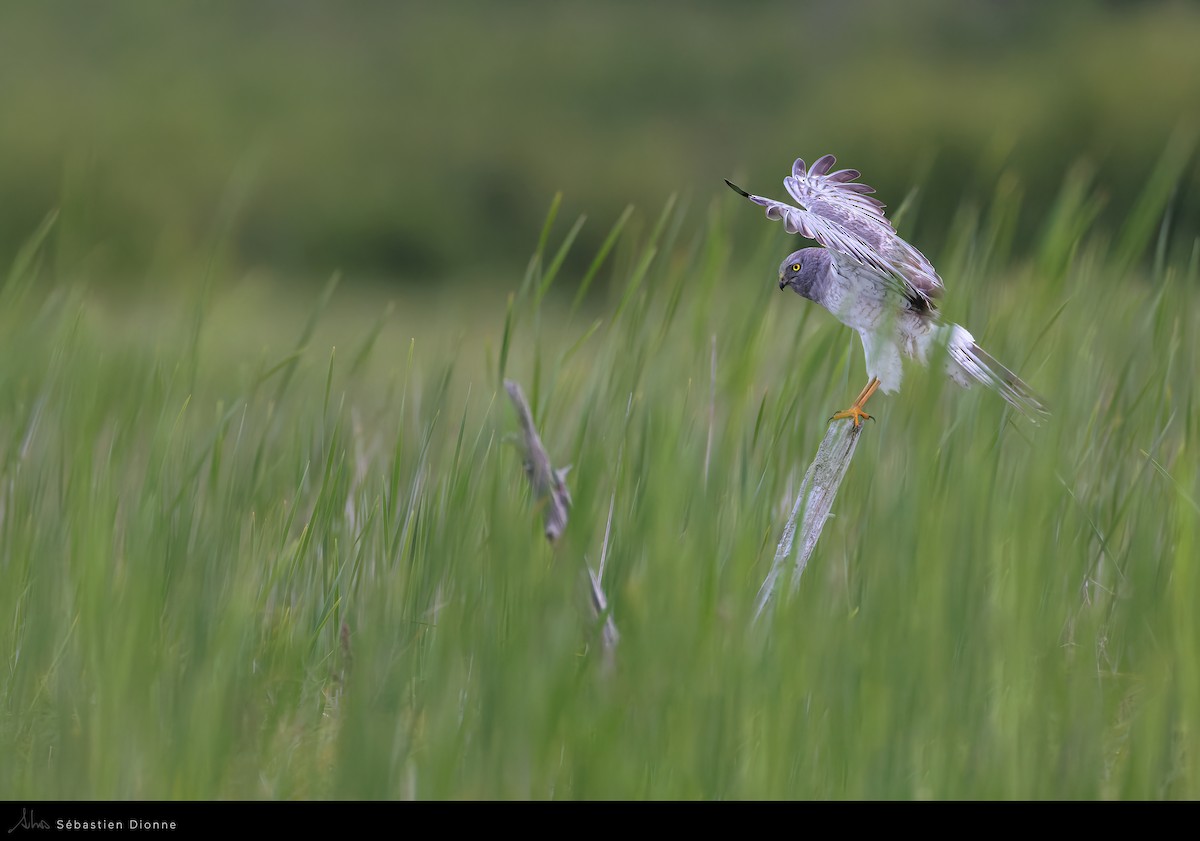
left=2, top=149, right=1198, bottom=799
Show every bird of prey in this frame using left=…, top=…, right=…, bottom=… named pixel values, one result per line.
left=727, top=154, right=1047, bottom=425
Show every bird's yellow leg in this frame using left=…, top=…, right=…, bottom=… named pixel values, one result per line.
left=831, top=378, right=881, bottom=427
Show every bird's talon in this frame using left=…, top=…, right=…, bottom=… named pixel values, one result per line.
left=830, top=405, right=873, bottom=427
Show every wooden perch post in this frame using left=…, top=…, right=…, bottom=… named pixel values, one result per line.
left=754, top=419, right=865, bottom=622
left=504, top=379, right=619, bottom=659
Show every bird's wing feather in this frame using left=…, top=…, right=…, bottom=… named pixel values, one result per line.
left=736, top=154, right=943, bottom=305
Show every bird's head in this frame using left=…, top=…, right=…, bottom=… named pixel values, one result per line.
left=777, top=248, right=822, bottom=301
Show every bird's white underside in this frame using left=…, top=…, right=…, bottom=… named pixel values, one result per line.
left=827, top=255, right=973, bottom=394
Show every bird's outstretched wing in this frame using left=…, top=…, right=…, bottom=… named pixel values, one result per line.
left=727, top=154, right=943, bottom=306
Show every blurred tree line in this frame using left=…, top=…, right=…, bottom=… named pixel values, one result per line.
left=0, top=0, right=1197, bottom=289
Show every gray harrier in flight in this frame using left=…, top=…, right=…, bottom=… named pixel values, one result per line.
left=727, top=154, right=1047, bottom=425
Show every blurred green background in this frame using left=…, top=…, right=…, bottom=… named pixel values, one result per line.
left=2, top=0, right=1198, bottom=290
left=4, top=0, right=1200, bottom=802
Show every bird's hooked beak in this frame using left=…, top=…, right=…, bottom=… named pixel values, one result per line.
left=778, top=273, right=787, bottom=291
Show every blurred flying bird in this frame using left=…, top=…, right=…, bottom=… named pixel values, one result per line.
left=726, top=155, right=1047, bottom=425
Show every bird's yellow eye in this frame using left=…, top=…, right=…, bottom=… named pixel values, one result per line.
left=791, top=263, right=801, bottom=272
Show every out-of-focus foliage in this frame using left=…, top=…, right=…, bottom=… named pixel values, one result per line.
left=0, top=0, right=1197, bottom=287
left=4, top=0, right=1200, bottom=803
left=2, top=138, right=1199, bottom=798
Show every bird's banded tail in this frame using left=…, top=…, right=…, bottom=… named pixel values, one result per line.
left=947, top=327, right=1049, bottom=423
